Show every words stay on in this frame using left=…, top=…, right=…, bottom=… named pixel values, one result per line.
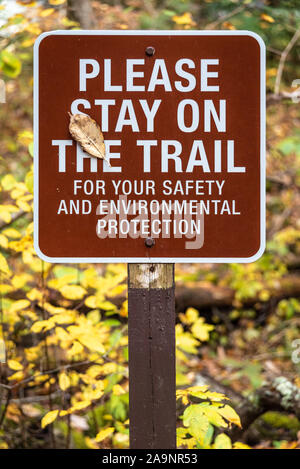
left=72, top=58, right=226, bottom=133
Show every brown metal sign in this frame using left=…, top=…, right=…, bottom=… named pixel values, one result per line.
left=34, top=31, right=265, bottom=263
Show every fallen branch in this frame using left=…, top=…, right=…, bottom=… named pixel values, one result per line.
left=204, top=5, right=246, bottom=30
left=267, top=90, right=300, bottom=106
left=8, top=274, right=300, bottom=321
left=175, top=275, right=300, bottom=313
left=0, top=210, right=26, bottom=231
left=228, top=376, right=300, bottom=441
left=274, top=28, right=300, bottom=96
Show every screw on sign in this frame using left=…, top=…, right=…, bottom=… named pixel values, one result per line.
left=34, top=31, right=266, bottom=449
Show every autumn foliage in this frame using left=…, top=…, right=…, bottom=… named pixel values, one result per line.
left=0, top=0, right=300, bottom=450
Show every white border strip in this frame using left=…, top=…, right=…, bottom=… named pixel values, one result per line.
left=33, top=30, right=266, bottom=264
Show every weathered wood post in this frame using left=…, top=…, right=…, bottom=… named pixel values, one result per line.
left=128, top=263, right=176, bottom=449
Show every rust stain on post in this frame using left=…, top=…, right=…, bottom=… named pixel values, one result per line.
left=128, top=263, right=176, bottom=449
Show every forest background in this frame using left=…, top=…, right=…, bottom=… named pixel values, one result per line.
left=0, top=0, right=300, bottom=450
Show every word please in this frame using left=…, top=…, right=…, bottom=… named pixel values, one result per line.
left=79, top=58, right=221, bottom=93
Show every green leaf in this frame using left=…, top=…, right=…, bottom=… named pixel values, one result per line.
left=183, top=405, right=210, bottom=440
left=213, top=433, right=232, bottom=449
left=28, top=142, right=34, bottom=157
left=25, top=170, right=33, bottom=194
left=0, top=50, right=22, bottom=78
left=202, top=424, right=214, bottom=447
left=201, top=404, right=228, bottom=428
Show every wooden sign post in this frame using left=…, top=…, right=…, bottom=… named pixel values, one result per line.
left=34, top=30, right=265, bottom=449
left=128, top=264, right=175, bottom=449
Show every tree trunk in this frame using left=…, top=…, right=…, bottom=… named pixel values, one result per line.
left=67, top=0, right=95, bottom=29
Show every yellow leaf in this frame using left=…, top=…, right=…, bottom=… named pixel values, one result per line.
left=172, top=12, right=195, bottom=26
left=98, top=362, right=117, bottom=375
left=109, top=284, right=126, bottom=296
left=176, top=324, right=199, bottom=354
left=95, top=427, right=114, bottom=442
left=31, top=320, right=48, bottom=333
left=12, top=273, right=32, bottom=289
left=0, top=205, right=18, bottom=223
left=42, top=302, right=67, bottom=315
left=222, top=21, right=236, bottom=30
left=85, top=295, right=97, bottom=309
left=0, top=339, right=6, bottom=363
left=97, top=300, right=116, bottom=311
left=69, top=400, right=91, bottom=412
left=49, top=0, right=66, bottom=5
left=201, top=406, right=227, bottom=428
left=85, top=437, right=99, bottom=449
left=0, top=284, right=12, bottom=295
left=55, top=327, right=70, bottom=342
left=59, top=372, right=71, bottom=391
left=40, top=8, right=55, bottom=17
left=112, top=384, right=125, bottom=396
left=233, top=441, right=251, bottom=449
left=185, top=307, right=199, bottom=324
left=266, top=68, right=277, bottom=78
left=25, top=23, right=42, bottom=35
left=191, top=318, right=214, bottom=342
left=0, top=234, right=8, bottom=249
left=217, top=405, right=241, bottom=428
left=27, top=288, right=43, bottom=301
left=41, top=410, right=59, bottom=428
left=261, top=13, right=275, bottom=23
left=22, top=310, right=38, bottom=321
left=53, top=312, right=76, bottom=325
left=0, top=253, right=10, bottom=275
left=84, top=387, right=104, bottom=401
left=60, top=285, right=86, bottom=300
left=1, top=174, right=15, bottom=191
left=16, top=199, right=31, bottom=212
left=191, top=389, right=228, bottom=402
left=120, top=300, right=128, bottom=317
left=8, top=359, right=23, bottom=371
left=7, top=371, right=24, bottom=381
left=21, top=38, right=35, bottom=48
left=9, top=299, right=30, bottom=314
left=20, top=2, right=37, bottom=7
left=48, top=272, right=78, bottom=289
left=2, top=228, right=21, bottom=239
left=79, top=336, right=105, bottom=354
left=17, top=129, right=33, bottom=146
left=68, top=341, right=84, bottom=356
left=86, top=365, right=102, bottom=378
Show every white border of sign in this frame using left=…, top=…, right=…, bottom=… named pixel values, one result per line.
left=33, top=30, right=266, bottom=264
